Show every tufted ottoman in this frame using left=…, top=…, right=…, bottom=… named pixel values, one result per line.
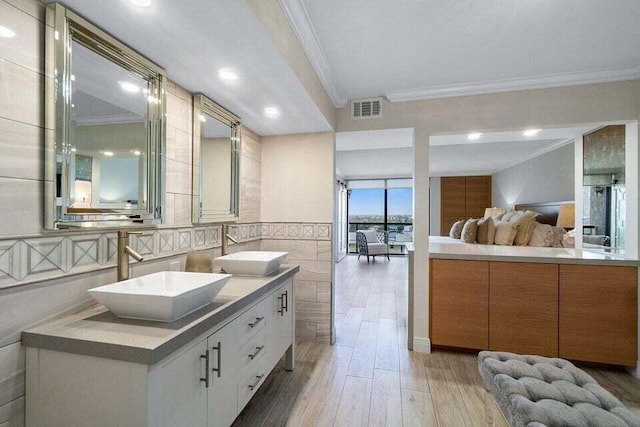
left=478, top=351, right=640, bottom=427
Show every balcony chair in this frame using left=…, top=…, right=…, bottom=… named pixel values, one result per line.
left=356, top=230, right=390, bottom=263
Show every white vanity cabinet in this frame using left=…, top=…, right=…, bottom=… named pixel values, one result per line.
left=265, top=279, right=294, bottom=370
left=25, top=274, right=297, bottom=427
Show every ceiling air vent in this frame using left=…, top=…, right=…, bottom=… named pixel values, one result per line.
left=351, top=97, right=382, bottom=119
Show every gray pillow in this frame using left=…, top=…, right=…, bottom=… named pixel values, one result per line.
left=477, top=217, right=496, bottom=245
left=449, top=220, right=466, bottom=239
left=461, top=219, right=479, bottom=243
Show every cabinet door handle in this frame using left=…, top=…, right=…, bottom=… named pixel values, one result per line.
left=277, top=294, right=284, bottom=316
left=248, top=345, right=264, bottom=360
left=200, top=349, right=210, bottom=388
left=248, top=374, right=264, bottom=391
left=211, top=342, right=221, bottom=378
left=248, top=316, right=264, bottom=328
left=283, top=290, right=288, bottom=313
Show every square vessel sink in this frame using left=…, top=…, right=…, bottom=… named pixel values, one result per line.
left=88, top=271, right=232, bottom=322
left=216, top=251, right=288, bottom=276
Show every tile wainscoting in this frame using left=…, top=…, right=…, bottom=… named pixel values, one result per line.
left=261, top=222, right=333, bottom=344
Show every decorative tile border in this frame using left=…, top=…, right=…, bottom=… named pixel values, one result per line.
left=259, top=222, right=332, bottom=241
left=0, top=222, right=331, bottom=289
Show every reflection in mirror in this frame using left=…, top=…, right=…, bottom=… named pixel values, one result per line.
left=582, top=125, right=626, bottom=253
left=192, top=94, right=240, bottom=223
left=45, top=4, right=165, bottom=229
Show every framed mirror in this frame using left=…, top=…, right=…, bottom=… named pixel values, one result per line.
left=192, top=94, right=241, bottom=223
left=582, top=125, right=626, bottom=253
left=45, top=4, right=166, bottom=229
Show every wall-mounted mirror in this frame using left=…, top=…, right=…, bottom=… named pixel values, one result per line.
left=192, top=94, right=241, bottom=223
left=45, top=4, right=166, bottom=229
left=582, top=125, right=626, bottom=253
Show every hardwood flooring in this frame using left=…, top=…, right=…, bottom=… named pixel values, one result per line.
left=235, top=255, right=640, bottom=426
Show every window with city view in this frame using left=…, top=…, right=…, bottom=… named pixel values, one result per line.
left=347, top=179, right=413, bottom=254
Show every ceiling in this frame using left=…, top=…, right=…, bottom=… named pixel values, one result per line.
left=288, top=0, right=640, bottom=104
left=337, top=126, right=598, bottom=178
left=51, top=0, right=332, bottom=135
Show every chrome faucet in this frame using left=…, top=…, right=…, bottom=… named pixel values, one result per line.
left=117, top=230, right=145, bottom=281
left=221, top=224, right=238, bottom=256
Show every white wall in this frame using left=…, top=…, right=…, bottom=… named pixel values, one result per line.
left=492, top=142, right=575, bottom=209
left=261, top=132, right=335, bottom=223
left=429, top=177, right=441, bottom=235
left=336, top=147, right=412, bottom=179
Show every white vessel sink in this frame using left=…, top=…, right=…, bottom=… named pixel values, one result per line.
left=216, top=251, right=288, bottom=276
left=88, top=271, right=232, bottom=322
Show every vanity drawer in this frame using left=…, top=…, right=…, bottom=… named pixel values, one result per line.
left=238, top=328, right=266, bottom=373
left=236, top=300, right=266, bottom=344
left=237, top=355, right=267, bottom=412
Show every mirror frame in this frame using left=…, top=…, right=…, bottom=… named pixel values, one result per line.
left=192, top=94, right=241, bottom=224
left=45, top=3, right=166, bottom=230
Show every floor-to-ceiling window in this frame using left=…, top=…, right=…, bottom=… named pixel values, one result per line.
left=347, top=178, right=413, bottom=254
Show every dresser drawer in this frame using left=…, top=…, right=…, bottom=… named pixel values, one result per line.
left=238, top=327, right=266, bottom=373
left=236, top=300, right=266, bottom=344
left=237, top=355, right=267, bottom=412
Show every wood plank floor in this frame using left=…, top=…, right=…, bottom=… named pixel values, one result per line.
left=235, top=255, right=640, bottom=426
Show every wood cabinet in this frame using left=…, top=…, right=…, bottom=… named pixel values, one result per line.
left=430, top=259, right=489, bottom=349
left=489, top=262, right=558, bottom=357
left=429, top=260, right=637, bottom=366
left=26, top=278, right=296, bottom=427
left=559, top=265, right=637, bottom=366
left=440, top=176, right=491, bottom=235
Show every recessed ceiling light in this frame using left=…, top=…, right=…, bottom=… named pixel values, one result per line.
left=70, top=74, right=76, bottom=81
left=0, top=25, right=16, bottom=38
left=103, top=151, right=114, bottom=157
left=218, top=68, right=238, bottom=81
left=523, top=129, right=541, bottom=137
left=129, top=0, right=152, bottom=7
left=467, top=132, right=482, bottom=140
left=118, top=81, right=140, bottom=93
left=132, top=150, right=141, bottom=156
left=199, top=114, right=207, bottom=123
left=70, top=147, right=77, bottom=152
left=264, top=107, right=280, bottom=118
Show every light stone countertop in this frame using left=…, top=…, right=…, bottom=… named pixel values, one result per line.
left=22, top=265, right=299, bottom=365
left=428, top=236, right=639, bottom=266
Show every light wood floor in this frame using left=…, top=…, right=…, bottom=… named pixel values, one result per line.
left=235, top=255, right=640, bottom=426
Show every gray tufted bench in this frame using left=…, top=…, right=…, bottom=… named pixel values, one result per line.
left=478, top=351, right=640, bottom=427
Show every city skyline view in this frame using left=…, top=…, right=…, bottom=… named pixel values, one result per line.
left=348, top=188, right=413, bottom=217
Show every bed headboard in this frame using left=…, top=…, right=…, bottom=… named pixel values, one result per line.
left=514, top=201, right=573, bottom=226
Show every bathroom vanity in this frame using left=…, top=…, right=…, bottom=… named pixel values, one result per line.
left=22, top=266, right=298, bottom=427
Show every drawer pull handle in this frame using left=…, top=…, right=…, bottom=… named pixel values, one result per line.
left=211, top=342, right=221, bottom=378
left=277, top=294, right=284, bottom=315
left=248, top=316, right=264, bottom=328
left=283, top=290, right=288, bottom=313
left=248, top=374, right=264, bottom=391
left=200, top=349, right=210, bottom=388
left=248, top=345, right=264, bottom=360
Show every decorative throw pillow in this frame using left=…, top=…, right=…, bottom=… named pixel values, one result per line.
left=501, top=211, right=517, bottom=222
left=562, top=229, right=575, bottom=248
left=509, top=210, right=540, bottom=246
left=476, top=217, right=496, bottom=245
left=528, top=222, right=554, bottom=247
left=461, top=219, right=479, bottom=243
left=494, top=220, right=517, bottom=246
left=449, top=220, right=466, bottom=239
left=551, top=226, right=566, bottom=248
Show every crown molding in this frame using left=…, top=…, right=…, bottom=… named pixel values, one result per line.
left=386, top=64, right=640, bottom=103
left=278, top=0, right=347, bottom=108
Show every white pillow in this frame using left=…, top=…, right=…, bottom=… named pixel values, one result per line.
left=361, top=230, right=379, bottom=243
left=494, top=221, right=517, bottom=246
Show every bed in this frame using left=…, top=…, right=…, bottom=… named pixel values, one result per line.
left=514, top=200, right=573, bottom=226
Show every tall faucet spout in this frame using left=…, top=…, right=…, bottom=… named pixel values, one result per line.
left=117, top=230, right=144, bottom=281
left=125, top=245, right=144, bottom=262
